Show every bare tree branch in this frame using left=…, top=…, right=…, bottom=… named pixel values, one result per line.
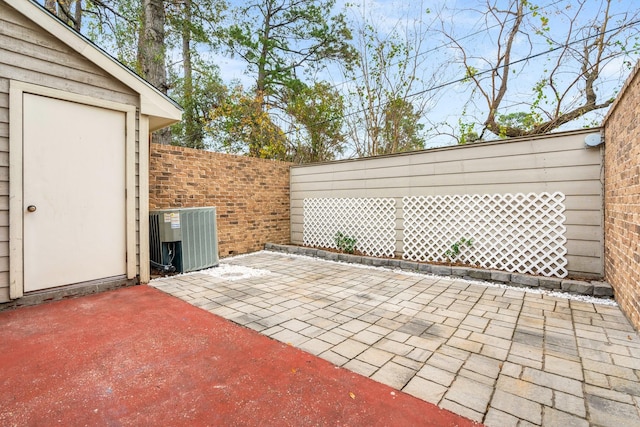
left=439, top=0, right=640, bottom=140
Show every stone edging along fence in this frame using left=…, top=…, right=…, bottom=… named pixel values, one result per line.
left=264, top=243, right=614, bottom=299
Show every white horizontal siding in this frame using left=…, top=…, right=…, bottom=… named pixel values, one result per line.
left=291, top=130, right=604, bottom=277
left=0, top=2, right=141, bottom=302
left=0, top=5, right=136, bottom=105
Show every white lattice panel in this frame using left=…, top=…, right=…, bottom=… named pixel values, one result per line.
left=403, top=192, right=568, bottom=278
left=303, top=198, right=396, bottom=257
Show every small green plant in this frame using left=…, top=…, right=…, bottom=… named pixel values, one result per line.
left=335, top=232, right=357, bottom=254
left=444, top=237, right=473, bottom=262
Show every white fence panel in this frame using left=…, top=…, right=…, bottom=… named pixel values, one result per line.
left=303, top=198, right=396, bottom=257
left=402, top=192, right=568, bottom=278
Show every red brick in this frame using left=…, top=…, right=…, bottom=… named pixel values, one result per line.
left=149, top=144, right=291, bottom=258
left=604, top=61, right=640, bottom=330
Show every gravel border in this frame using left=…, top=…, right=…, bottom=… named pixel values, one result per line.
left=264, top=243, right=614, bottom=300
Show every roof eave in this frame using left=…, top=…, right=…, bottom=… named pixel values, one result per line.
left=8, top=0, right=182, bottom=130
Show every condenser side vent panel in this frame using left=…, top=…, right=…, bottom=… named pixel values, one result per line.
left=181, top=208, right=218, bottom=272
left=149, top=213, right=162, bottom=266
left=149, top=207, right=218, bottom=273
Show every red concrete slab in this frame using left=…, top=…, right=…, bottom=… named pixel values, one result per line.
left=0, top=285, right=481, bottom=426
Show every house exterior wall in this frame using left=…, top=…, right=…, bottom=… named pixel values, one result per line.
left=149, top=144, right=291, bottom=258
left=0, top=2, right=141, bottom=302
left=291, top=129, right=604, bottom=278
left=603, top=62, right=640, bottom=330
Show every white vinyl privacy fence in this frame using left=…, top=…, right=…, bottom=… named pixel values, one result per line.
left=291, top=130, right=604, bottom=278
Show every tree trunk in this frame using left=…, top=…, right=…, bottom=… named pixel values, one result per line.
left=256, top=0, right=273, bottom=110
left=44, top=1, right=82, bottom=43
left=73, top=0, right=82, bottom=32
left=140, top=0, right=171, bottom=145
left=182, top=0, right=201, bottom=148
left=44, top=0, right=56, bottom=14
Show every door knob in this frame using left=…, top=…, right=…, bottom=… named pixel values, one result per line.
left=27, top=205, right=37, bottom=212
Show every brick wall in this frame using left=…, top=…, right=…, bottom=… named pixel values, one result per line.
left=149, top=144, right=291, bottom=258
left=603, top=61, right=640, bottom=330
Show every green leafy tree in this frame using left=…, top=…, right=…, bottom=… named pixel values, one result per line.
left=168, top=61, right=226, bottom=149
left=496, top=111, right=543, bottom=138
left=221, top=0, right=355, bottom=160
left=286, top=82, right=346, bottom=163
left=225, top=0, right=355, bottom=105
left=381, top=97, right=424, bottom=154
left=208, top=86, right=288, bottom=159
left=81, top=0, right=143, bottom=71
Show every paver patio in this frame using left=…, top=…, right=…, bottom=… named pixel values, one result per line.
left=151, top=250, right=640, bottom=426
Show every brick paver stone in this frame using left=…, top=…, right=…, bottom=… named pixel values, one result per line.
left=542, top=407, right=589, bottom=427
left=483, top=408, right=520, bottom=427
left=490, top=389, right=542, bottom=425
left=445, top=376, right=494, bottom=414
left=371, top=361, right=417, bottom=389
left=403, top=376, right=448, bottom=405
left=544, top=354, right=584, bottom=381
left=495, top=376, right=553, bottom=406
left=586, top=394, right=640, bottom=427
left=554, top=391, right=587, bottom=418
left=357, top=347, right=394, bottom=367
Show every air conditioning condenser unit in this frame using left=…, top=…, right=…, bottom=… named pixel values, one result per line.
left=149, top=207, right=219, bottom=273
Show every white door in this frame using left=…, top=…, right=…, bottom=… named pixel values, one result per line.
left=22, top=94, right=127, bottom=292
